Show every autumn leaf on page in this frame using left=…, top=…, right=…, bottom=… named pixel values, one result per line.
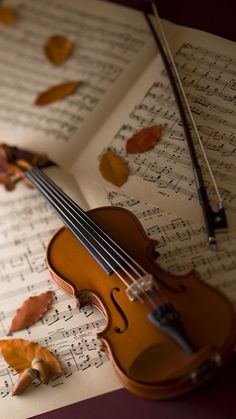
left=44, top=34, right=74, bottom=65
left=0, top=143, right=52, bottom=191
left=99, top=150, right=129, bottom=187
left=0, top=338, right=62, bottom=375
left=9, top=291, right=54, bottom=333
left=0, top=6, right=16, bottom=25
left=126, top=125, right=161, bottom=153
left=0, top=339, right=62, bottom=394
left=35, top=81, right=81, bottom=106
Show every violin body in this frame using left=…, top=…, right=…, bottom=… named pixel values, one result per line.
left=47, top=206, right=236, bottom=399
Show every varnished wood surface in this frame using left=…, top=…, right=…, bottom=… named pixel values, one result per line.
left=46, top=207, right=236, bottom=399
left=33, top=1, right=236, bottom=417
left=34, top=356, right=236, bottom=419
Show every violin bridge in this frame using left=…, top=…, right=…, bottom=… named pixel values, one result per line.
left=126, top=274, right=153, bottom=301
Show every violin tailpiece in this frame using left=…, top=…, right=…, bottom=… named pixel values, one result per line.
left=148, top=303, right=195, bottom=354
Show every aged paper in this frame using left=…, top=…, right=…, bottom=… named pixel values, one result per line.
left=0, top=0, right=156, bottom=169
left=74, top=22, right=236, bottom=231
left=0, top=2, right=235, bottom=418
left=0, top=171, right=121, bottom=419
left=78, top=181, right=236, bottom=304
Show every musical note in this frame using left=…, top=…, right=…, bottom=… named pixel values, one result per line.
left=0, top=2, right=235, bottom=415
left=0, top=184, right=116, bottom=404
left=0, top=0, right=155, bottom=171
left=105, top=187, right=236, bottom=302
left=77, top=39, right=236, bottom=227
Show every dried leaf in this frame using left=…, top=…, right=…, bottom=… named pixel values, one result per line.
left=126, top=125, right=161, bottom=154
left=9, top=291, right=54, bottom=333
left=45, top=34, right=74, bottom=65
left=35, top=81, right=80, bottom=106
left=99, top=150, right=128, bottom=187
left=0, top=6, right=16, bottom=25
left=0, top=338, right=62, bottom=377
left=0, top=144, right=52, bottom=191
left=0, top=162, right=26, bottom=191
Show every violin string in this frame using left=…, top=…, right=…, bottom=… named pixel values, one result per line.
left=27, top=169, right=160, bottom=307
left=26, top=168, right=160, bottom=307
left=27, top=170, right=133, bottom=290
left=31, top=168, right=161, bottom=304
left=30, top=168, right=146, bottom=278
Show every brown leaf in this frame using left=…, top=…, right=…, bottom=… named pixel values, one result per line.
left=44, top=34, right=74, bottom=65
left=126, top=125, right=161, bottom=154
left=35, top=81, right=80, bottom=106
left=0, top=162, right=26, bottom=191
left=0, top=338, right=62, bottom=376
left=0, top=144, right=52, bottom=191
left=9, top=291, right=54, bottom=333
left=99, top=150, right=128, bottom=187
left=0, top=6, right=16, bottom=25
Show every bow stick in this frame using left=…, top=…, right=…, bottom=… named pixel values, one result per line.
left=143, top=0, right=228, bottom=248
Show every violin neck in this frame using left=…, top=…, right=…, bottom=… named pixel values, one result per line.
left=25, top=167, right=120, bottom=275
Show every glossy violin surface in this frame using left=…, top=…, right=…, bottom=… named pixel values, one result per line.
left=26, top=167, right=236, bottom=399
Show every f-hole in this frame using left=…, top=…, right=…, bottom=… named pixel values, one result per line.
left=110, top=288, right=128, bottom=333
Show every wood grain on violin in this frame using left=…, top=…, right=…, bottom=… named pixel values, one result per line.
left=26, top=167, right=236, bottom=399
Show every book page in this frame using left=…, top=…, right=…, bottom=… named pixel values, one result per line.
left=73, top=22, right=236, bottom=232
left=0, top=172, right=235, bottom=418
left=0, top=178, right=121, bottom=419
left=0, top=0, right=156, bottom=169
left=0, top=12, right=235, bottom=418
left=78, top=182, right=236, bottom=305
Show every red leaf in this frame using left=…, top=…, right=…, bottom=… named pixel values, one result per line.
left=126, top=125, right=161, bottom=154
left=9, top=291, right=54, bottom=333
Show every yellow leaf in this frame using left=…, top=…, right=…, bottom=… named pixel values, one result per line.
left=35, top=81, right=81, bottom=106
left=44, top=34, right=74, bottom=65
left=0, top=338, right=62, bottom=377
left=0, top=6, right=16, bottom=25
left=99, top=150, right=129, bottom=187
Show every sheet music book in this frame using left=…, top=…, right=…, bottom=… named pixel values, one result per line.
left=0, top=0, right=235, bottom=417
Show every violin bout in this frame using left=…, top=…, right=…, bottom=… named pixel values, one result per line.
left=46, top=206, right=236, bottom=399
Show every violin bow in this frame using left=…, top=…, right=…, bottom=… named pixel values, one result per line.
left=143, top=0, right=228, bottom=248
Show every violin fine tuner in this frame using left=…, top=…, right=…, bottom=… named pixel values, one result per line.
left=25, top=167, right=236, bottom=399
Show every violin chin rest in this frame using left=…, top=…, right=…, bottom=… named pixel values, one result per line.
left=128, top=342, right=216, bottom=385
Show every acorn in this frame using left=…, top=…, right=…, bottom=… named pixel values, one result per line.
left=31, top=357, right=51, bottom=384
left=12, top=368, right=38, bottom=396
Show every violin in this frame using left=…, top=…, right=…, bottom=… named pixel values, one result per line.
left=25, top=166, right=236, bottom=399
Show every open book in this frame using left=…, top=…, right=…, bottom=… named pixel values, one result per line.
left=0, top=0, right=236, bottom=417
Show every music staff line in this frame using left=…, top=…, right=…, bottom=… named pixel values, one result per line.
left=0, top=303, right=96, bottom=330
left=0, top=229, right=57, bottom=251
left=0, top=215, right=58, bottom=239
left=0, top=350, right=109, bottom=398
left=106, top=189, right=236, bottom=283
left=177, top=44, right=236, bottom=75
